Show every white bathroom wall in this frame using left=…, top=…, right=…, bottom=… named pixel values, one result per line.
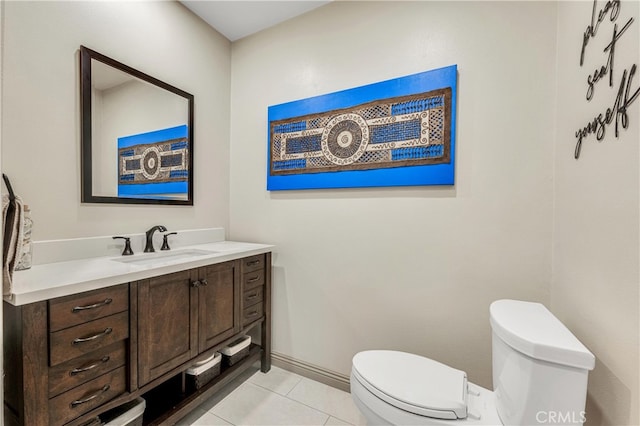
left=229, top=1, right=557, bottom=388
left=1, top=1, right=231, bottom=240
left=552, top=1, right=639, bottom=425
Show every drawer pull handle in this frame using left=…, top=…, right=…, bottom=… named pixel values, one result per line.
left=246, top=292, right=259, bottom=300
left=72, top=328, right=113, bottom=345
left=247, top=276, right=260, bottom=283
left=70, top=356, right=110, bottom=376
left=70, top=384, right=110, bottom=408
left=247, top=310, right=259, bottom=318
left=72, top=298, right=113, bottom=313
left=247, top=260, right=261, bottom=266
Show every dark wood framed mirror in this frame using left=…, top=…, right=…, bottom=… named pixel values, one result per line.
left=80, top=46, right=194, bottom=205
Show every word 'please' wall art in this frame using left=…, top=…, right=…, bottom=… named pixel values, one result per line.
left=267, top=65, right=457, bottom=190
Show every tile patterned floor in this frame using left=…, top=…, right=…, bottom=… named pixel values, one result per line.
left=176, top=366, right=366, bottom=426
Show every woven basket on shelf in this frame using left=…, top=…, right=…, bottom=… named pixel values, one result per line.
left=221, top=336, right=251, bottom=368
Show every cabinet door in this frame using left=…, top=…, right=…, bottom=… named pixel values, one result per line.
left=198, top=260, right=241, bottom=353
left=137, top=270, right=198, bottom=386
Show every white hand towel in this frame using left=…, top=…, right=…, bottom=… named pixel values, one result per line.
left=2, top=194, right=25, bottom=295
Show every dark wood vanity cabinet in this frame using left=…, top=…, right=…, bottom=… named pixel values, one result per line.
left=137, top=269, right=199, bottom=387
left=4, top=252, right=271, bottom=426
left=241, top=255, right=267, bottom=325
left=136, top=261, right=241, bottom=386
left=4, top=284, right=130, bottom=426
left=198, top=261, right=242, bottom=353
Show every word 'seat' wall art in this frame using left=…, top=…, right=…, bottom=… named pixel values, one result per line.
left=267, top=65, right=457, bottom=190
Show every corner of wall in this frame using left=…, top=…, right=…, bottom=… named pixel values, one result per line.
left=550, top=1, right=639, bottom=424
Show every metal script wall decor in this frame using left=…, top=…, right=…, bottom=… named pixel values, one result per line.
left=267, top=65, right=457, bottom=190
left=574, top=0, right=638, bottom=159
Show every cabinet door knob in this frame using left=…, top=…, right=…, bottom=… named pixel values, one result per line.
left=191, top=280, right=201, bottom=288
left=200, top=279, right=208, bottom=286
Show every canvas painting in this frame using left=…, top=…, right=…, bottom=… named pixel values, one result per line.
left=267, top=65, right=457, bottom=190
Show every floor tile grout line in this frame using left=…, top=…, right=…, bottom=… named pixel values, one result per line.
left=249, top=376, right=354, bottom=425
left=205, top=406, right=237, bottom=426
left=199, top=381, right=244, bottom=426
left=323, top=416, right=354, bottom=426
left=197, top=371, right=357, bottom=426
left=280, top=393, right=357, bottom=425
left=247, top=378, right=303, bottom=397
left=214, top=411, right=237, bottom=426
left=282, top=377, right=358, bottom=425
left=206, top=380, right=335, bottom=426
left=242, top=377, right=353, bottom=425
left=286, top=397, right=353, bottom=425
left=247, top=370, right=304, bottom=397
left=284, top=376, right=304, bottom=396
left=245, top=380, right=334, bottom=423
left=193, top=407, right=236, bottom=426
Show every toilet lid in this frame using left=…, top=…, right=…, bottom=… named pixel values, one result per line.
left=352, top=350, right=468, bottom=420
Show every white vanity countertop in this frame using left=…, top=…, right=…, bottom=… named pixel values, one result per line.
left=5, top=240, right=274, bottom=306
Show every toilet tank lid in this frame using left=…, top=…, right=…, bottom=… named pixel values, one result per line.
left=490, top=300, right=595, bottom=370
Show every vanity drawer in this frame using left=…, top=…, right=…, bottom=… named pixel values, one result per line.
left=241, top=254, right=265, bottom=274
left=243, top=286, right=264, bottom=306
left=242, top=270, right=264, bottom=290
left=49, top=311, right=129, bottom=366
left=49, top=284, right=129, bottom=332
left=48, top=340, right=126, bottom=398
left=243, top=302, right=264, bottom=325
left=48, top=366, right=126, bottom=426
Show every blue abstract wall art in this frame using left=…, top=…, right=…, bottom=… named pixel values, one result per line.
left=267, top=65, right=457, bottom=190
left=117, top=124, right=189, bottom=198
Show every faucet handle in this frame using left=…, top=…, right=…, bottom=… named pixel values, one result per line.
left=161, top=232, right=177, bottom=251
left=112, top=236, right=134, bottom=256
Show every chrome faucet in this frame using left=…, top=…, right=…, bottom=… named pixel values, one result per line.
left=144, top=225, right=167, bottom=253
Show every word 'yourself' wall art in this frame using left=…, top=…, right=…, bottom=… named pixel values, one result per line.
left=267, top=65, right=457, bottom=190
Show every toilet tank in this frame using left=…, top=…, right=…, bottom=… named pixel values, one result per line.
left=490, top=300, right=595, bottom=426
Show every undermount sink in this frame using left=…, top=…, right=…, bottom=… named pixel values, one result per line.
left=112, top=249, right=218, bottom=266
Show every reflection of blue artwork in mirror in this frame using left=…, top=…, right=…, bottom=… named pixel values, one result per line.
left=117, top=125, right=189, bottom=199
left=267, top=65, right=457, bottom=190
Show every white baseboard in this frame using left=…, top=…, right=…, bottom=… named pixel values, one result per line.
left=271, top=352, right=350, bottom=393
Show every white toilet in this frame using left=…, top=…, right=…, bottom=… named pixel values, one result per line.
left=351, top=299, right=595, bottom=425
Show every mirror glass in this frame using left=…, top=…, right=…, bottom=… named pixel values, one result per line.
left=80, top=46, right=194, bottom=205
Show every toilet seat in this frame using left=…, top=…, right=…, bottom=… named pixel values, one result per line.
left=352, top=350, right=468, bottom=420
